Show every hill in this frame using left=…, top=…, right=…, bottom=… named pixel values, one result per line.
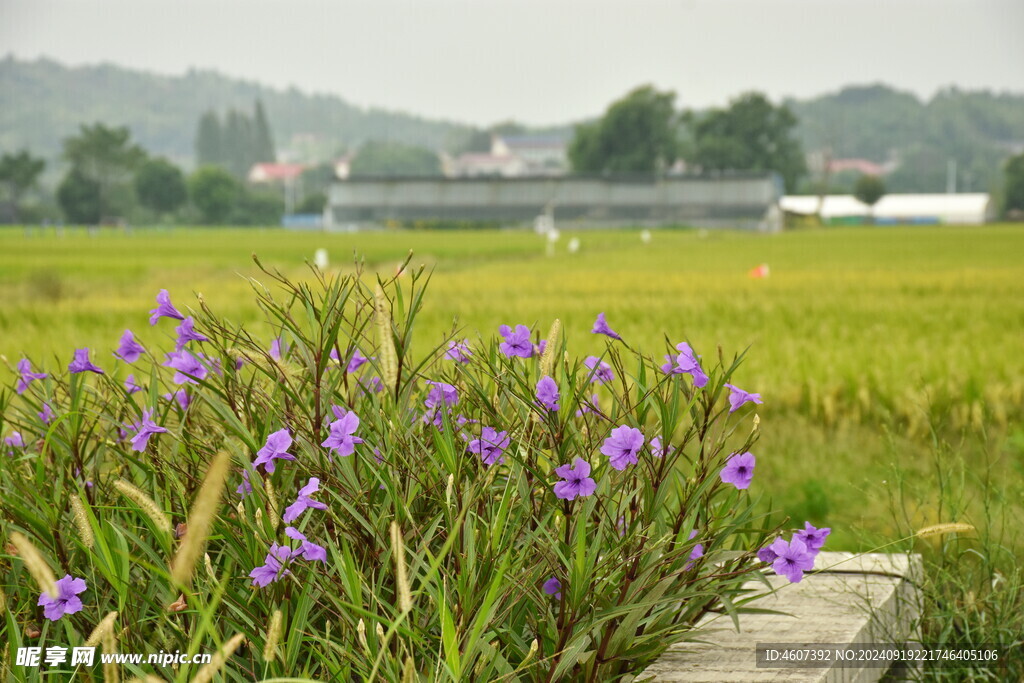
left=0, top=55, right=476, bottom=170
left=787, top=83, right=1024, bottom=193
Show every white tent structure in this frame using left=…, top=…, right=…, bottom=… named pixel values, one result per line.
left=781, top=193, right=992, bottom=225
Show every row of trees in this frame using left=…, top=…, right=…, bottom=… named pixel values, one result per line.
left=568, top=86, right=808, bottom=191
left=195, top=101, right=276, bottom=179
left=47, top=123, right=283, bottom=225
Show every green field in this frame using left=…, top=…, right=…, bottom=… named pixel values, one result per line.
left=2, top=224, right=1023, bottom=548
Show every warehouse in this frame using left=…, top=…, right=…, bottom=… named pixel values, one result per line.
left=780, top=193, right=993, bottom=225
left=325, top=174, right=784, bottom=232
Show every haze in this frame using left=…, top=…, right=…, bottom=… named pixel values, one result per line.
left=2, top=0, right=1023, bottom=126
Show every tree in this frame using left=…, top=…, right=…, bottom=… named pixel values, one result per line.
left=296, top=191, right=327, bottom=214
left=195, top=110, right=224, bottom=167
left=0, top=150, right=46, bottom=221
left=63, top=123, right=146, bottom=219
left=231, top=188, right=284, bottom=226
left=188, top=166, right=240, bottom=224
left=135, top=158, right=187, bottom=216
left=568, top=85, right=679, bottom=174
left=253, top=100, right=276, bottom=163
left=853, top=174, right=886, bottom=207
left=57, top=167, right=102, bottom=224
left=691, top=92, right=807, bottom=192
left=223, top=109, right=255, bottom=179
left=350, top=141, right=442, bottom=177
left=1002, top=152, right=1024, bottom=217
left=853, top=174, right=886, bottom=224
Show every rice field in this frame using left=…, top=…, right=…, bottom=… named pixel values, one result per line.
left=2, top=224, right=1023, bottom=549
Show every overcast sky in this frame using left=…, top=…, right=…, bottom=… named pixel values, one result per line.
left=3, top=0, right=1023, bottom=126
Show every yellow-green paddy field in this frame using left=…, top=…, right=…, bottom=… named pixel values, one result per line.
left=2, top=224, right=1023, bottom=549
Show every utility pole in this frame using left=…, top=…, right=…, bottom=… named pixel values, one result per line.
left=946, top=159, right=957, bottom=194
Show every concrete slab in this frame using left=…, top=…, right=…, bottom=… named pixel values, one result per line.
left=640, top=552, right=921, bottom=682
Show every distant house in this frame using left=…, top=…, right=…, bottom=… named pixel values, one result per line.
left=449, top=134, right=568, bottom=177
left=826, top=158, right=892, bottom=177
left=781, top=193, right=993, bottom=225
left=248, top=162, right=306, bottom=184
left=447, top=152, right=527, bottom=178
left=493, top=135, right=568, bottom=174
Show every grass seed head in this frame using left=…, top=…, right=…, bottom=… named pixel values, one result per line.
left=170, top=450, right=231, bottom=587
left=9, top=532, right=56, bottom=597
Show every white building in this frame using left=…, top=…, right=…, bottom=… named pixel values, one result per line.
left=781, top=193, right=993, bottom=225
left=449, top=134, right=568, bottom=177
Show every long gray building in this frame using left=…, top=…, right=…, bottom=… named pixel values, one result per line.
left=325, top=174, right=784, bottom=232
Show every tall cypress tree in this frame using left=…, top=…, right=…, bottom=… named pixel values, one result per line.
left=253, top=100, right=276, bottom=163
left=223, top=109, right=253, bottom=179
left=195, top=110, right=224, bottom=167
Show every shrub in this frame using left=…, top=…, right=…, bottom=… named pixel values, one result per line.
left=1, top=256, right=822, bottom=681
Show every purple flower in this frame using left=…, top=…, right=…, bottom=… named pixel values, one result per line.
left=163, top=389, right=190, bottom=410
left=575, top=393, right=599, bottom=417
left=322, top=409, right=363, bottom=458
left=536, top=376, right=560, bottom=411
left=649, top=436, right=675, bottom=458
left=73, top=467, right=93, bottom=489
left=253, top=428, right=296, bottom=473
left=16, top=358, right=48, bottom=394
left=757, top=545, right=778, bottom=563
left=583, top=356, right=614, bottom=384
left=423, top=381, right=459, bottom=428
left=283, top=477, right=329, bottom=523
left=424, top=381, right=459, bottom=410
left=690, top=531, right=705, bottom=562
left=130, top=408, right=168, bottom=452
left=591, top=312, right=622, bottom=341
left=660, top=354, right=685, bottom=375
left=269, top=337, right=287, bottom=361
left=359, top=376, right=385, bottom=395
left=795, top=522, right=831, bottom=554
left=600, top=425, right=644, bottom=470
left=720, top=452, right=756, bottom=490
left=68, top=348, right=104, bottom=374
left=498, top=324, right=533, bottom=358
left=115, top=330, right=146, bottom=363
left=346, top=351, right=369, bottom=373
left=534, top=339, right=547, bottom=357
left=249, top=544, right=294, bottom=587
left=724, top=383, right=763, bottom=413
left=769, top=537, right=816, bottom=583
left=149, top=289, right=184, bottom=325
left=38, top=574, right=87, bottom=621
left=553, top=458, right=597, bottom=500
left=685, top=529, right=704, bottom=570
left=4, top=431, right=25, bottom=448
left=284, top=526, right=327, bottom=562
left=124, top=374, right=143, bottom=394
left=673, top=343, right=709, bottom=388
left=38, top=403, right=55, bottom=425
left=237, top=469, right=253, bottom=497
left=164, top=350, right=208, bottom=385
left=446, top=339, right=472, bottom=363
left=174, top=317, right=209, bottom=350
left=542, top=576, right=562, bottom=600
left=468, top=426, right=510, bottom=467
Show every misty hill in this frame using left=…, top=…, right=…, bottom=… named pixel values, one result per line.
left=2, top=56, right=1023, bottom=193
left=786, top=83, right=1024, bottom=192
left=0, top=56, right=477, bottom=169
